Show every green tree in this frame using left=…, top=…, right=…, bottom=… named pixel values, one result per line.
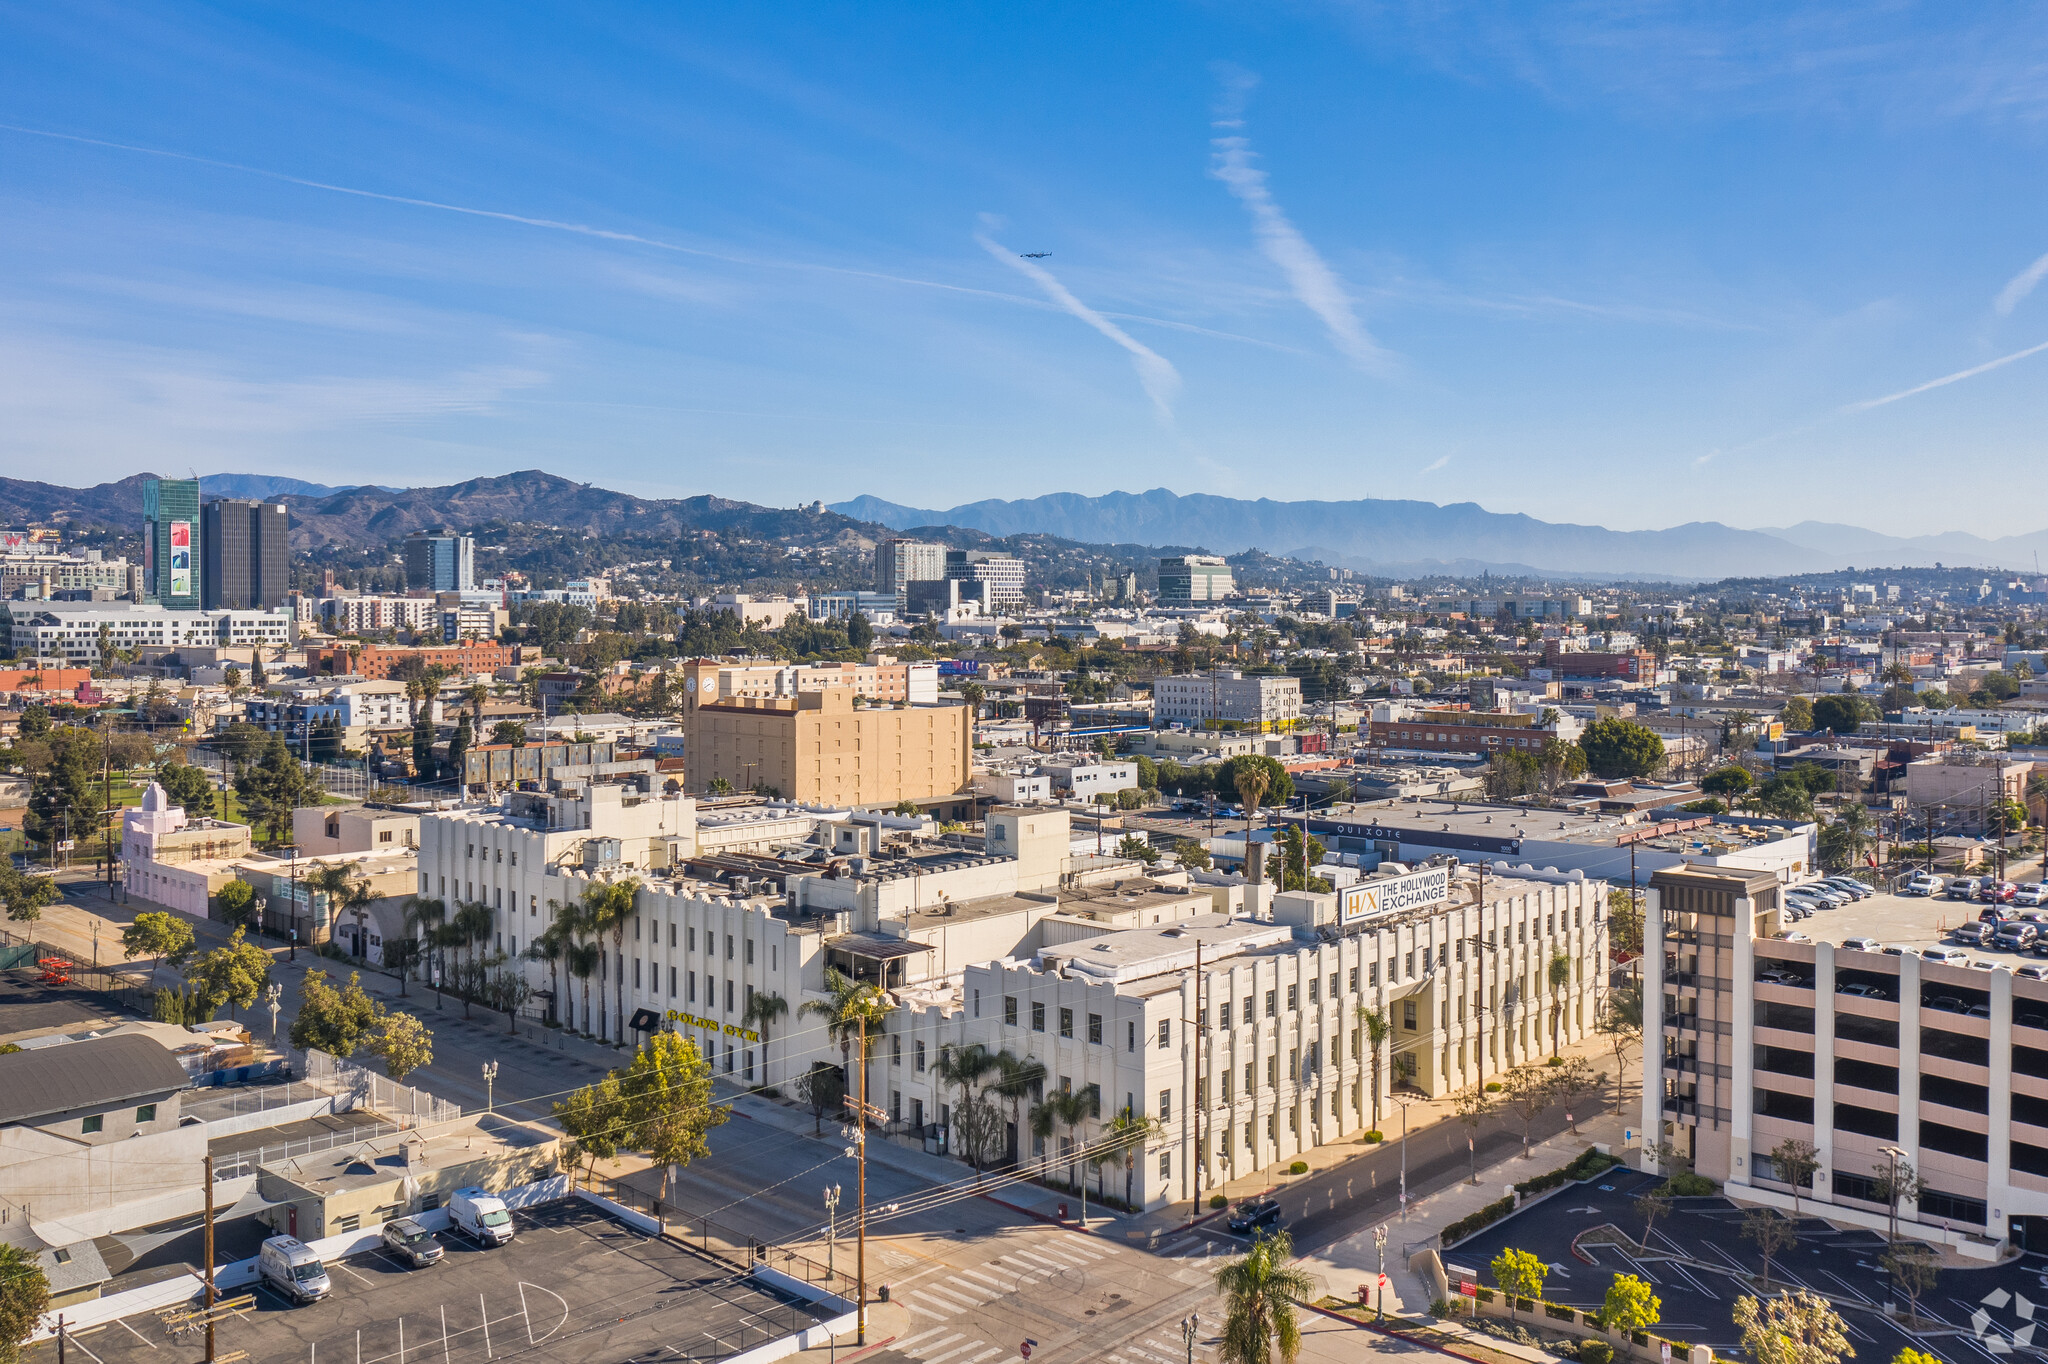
left=741, top=991, right=789, bottom=1090
left=1490, top=1247, right=1546, bottom=1320
left=1603, top=1272, right=1661, bottom=1335
left=845, top=611, right=874, bottom=651
left=366, top=1010, right=434, bottom=1083
left=1579, top=718, right=1665, bottom=780
left=1635, top=1188, right=1674, bottom=1249
left=1175, top=839, right=1212, bottom=871
left=799, top=967, right=895, bottom=1116
left=0, top=1240, right=52, bottom=1361
left=554, top=1073, right=630, bottom=1182
left=1733, top=1290, right=1853, bottom=1364
left=1099, top=1105, right=1161, bottom=1208
left=618, top=1031, right=731, bottom=1199
left=1880, top=1245, right=1940, bottom=1326
left=1546, top=952, right=1572, bottom=1059
left=410, top=706, right=436, bottom=779
left=290, top=969, right=384, bottom=1058
left=1215, top=1229, right=1316, bottom=1364
left=235, top=733, right=316, bottom=843
left=1499, top=1065, right=1553, bottom=1156
left=156, top=760, right=218, bottom=818
left=1812, top=695, right=1862, bottom=734
left=1769, top=1136, right=1820, bottom=1220
left=122, top=909, right=196, bottom=979
left=1218, top=754, right=1292, bottom=811
left=1781, top=696, right=1815, bottom=731
left=490, top=720, right=527, bottom=747
left=1117, top=833, right=1162, bottom=866
left=215, top=877, right=257, bottom=929
left=1030, top=1087, right=1095, bottom=1216
left=1596, top=983, right=1643, bottom=1114
left=797, top=1062, right=846, bottom=1135
left=1701, top=765, right=1753, bottom=798
left=1357, top=1005, right=1391, bottom=1132
left=187, top=927, right=271, bottom=1020
left=1453, top=1085, right=1494, bottom=1182
left=1744, top=1208, right=1798, bottom=1286
left=447, top=714, right=472, bottom=783
left=0, top=865, right=57, bottom=926
left=1266, top=824, right=1331, bottom=892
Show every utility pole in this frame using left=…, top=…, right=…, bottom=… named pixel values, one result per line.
left=203, top=1153, right=216, bottom=1364
left=856, top=1013, right=870, bottom=1344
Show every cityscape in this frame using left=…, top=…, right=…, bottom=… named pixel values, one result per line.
left=6, top=8, right=2048, bottom=1364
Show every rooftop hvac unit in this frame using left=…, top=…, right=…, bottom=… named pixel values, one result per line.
left=582, top=837, right=623, bottom=872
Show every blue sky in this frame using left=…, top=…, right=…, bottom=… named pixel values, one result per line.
left=5, top=3, right=2048, bottom=536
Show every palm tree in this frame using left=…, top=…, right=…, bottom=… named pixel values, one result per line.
left=450, top=899, right=496, bottom=1016
left=402, top=895, right=448, bottom=1001
left=1030, top=1087, right=1095, bottom=1220
left=589, top=878, right=642, bottom=1044
left=989, top=1051, right=1046, bottom=1169
left=1547, top=953, right=1571, bottom=1060
left=565, top=939, right=602, bottom=1034
left=741, top=991, right=789, bottom=1089
left=933, top=1043, right=1001, bottom=1171
left=525, top=904, right=574, bottom=1025
left=1357, top=1005, right=1390, bottom=1133
left=1100, top=1106, right=1162, bottom=1209
left=1215, top=1230, right=1316, bottom=1364
left=799, top=968, right=894, bottom=1111
left=305, top=864, right=372, bottom=958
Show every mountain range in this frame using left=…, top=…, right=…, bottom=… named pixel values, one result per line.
left=834, top=489, right=2048, bottom=582
left=6, top=470, right=2042, bottom=582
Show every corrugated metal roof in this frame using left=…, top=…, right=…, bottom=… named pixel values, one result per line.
left=0, top=1033, right=189, bottom=1127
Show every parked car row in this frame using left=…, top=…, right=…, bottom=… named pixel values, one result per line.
left=1917, top=875, right=2048, bottom=905
left=255, top=1188, right=514, bottom=1308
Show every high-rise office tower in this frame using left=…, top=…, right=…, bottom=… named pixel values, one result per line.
left=876, top=538, right=945, bottom=597
left=403, top=528, right=475, bottom=592
left=202, top=499, right=290, bottom=609
left=142, top=476, right=202, bottom=609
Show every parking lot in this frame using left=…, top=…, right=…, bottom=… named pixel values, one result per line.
left=1448, top=1168, right=2048, bottom=1364
left=51, top=1200, right=837, bottom=1364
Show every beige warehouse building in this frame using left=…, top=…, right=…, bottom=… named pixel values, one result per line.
left=685, top=686, right=971, bottom=806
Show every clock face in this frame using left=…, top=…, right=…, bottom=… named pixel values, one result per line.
left=684, top=678, right=697, bottom=692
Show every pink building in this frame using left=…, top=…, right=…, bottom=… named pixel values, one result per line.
left=122, top=783, right=252, bottom=918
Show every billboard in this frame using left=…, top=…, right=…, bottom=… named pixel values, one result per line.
left=1339, top=866, right=1452, bottom=924
left=168, top=519, right=192, bottom=599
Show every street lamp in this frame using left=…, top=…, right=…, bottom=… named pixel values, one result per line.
left=1181, top=1313, right=1199, bottom=1364
left=482, top=1061, right=499, bottom=1115
left=1880, top=1145, right=1909, bottom=1247
left=822, top=1184, right=841, bottom=1279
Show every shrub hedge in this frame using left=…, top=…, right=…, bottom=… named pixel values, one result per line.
left=1442, top=1195, right=1516, bottom=1244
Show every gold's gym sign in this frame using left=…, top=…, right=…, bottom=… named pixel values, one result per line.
left=665, top=1009, right=760, bottom=1043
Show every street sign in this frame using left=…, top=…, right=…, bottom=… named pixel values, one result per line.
left=1020, top=1339, right=1037, bottom=1359
left=1662, top=1344, right=1672, bottom=1364
left=1460, top=1281, right=1478, bottom=1297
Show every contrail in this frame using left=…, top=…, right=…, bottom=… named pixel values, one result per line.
left=1996, top=249, right=2048, bottom=315
left=1841, top=338, right=2048, bottom=413
left=1210, top=135, right=1388, bottom=374
left=976, top=234, right=1181, bottom=421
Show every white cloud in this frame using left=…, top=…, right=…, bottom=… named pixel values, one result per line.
left=975, top=233, right=1182, bottom=422
left=1420, top=454, right=1450, bottom=474
left=1996, top=250, right=2048, bottom=315
left=1841, top=338, right=2048, bottom=413
left=1209, top=136, right=1390, bottom=375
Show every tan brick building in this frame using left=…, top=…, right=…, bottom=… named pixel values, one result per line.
left=684, top=686, right=970, bottom=805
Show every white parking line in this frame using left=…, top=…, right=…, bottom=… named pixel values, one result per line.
left=116, top=1317, right=157, bottom=1348
left=925, top=1342, right=990, bottom=1364
left=335, top=1260, right=375, bottom=1284
left=909, top=1331, right=966, bottom=1358
left=903, top=1298, right=950, bottom=1322
left=920, top=1284, right=982, bottom=1310
left=896, top=1327, right=955, bottom=1351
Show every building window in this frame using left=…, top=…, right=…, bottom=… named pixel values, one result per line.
left=336, top=1214, right=361, bottom=1233
left=1158, top=1019, right=1170, bottom=1049
left=688, top=972, right=696, bottom=1002
left=1242, top=997, right=1253, bottom=1025
left=1159, top=1088, right=1172, bottom=1122
left=1402, top=1000, right=1417, bottom=1030
left=1032, top=1002, right=1046, bottom=1032
left=1160, top=1150, right=1171, bottom=1180
left=1265, top=990, right=1276, bottom=1018
left=892, top=1036, right=902, bottom=1067
left=1088, top=1013, right=1102, bottom=1045
left=82, top=1115, right=102, bottom=1134
left=1005, top=996, right=1018, bottom=1026
left=1059, top=1008, right=1074, bottom=1039
left=725, top=979, right=734, bottom=1011
left=1288, top=984, right=1299, bottom=1011
left=688, top=927, right=696, bottom=952
left=726, top=934, right=735, bottom=960
left=634, top=959, right=642, bottom=989
left=1369, top=963, right=1380, bottom=987
left=669, top=966, right=677, bottom=997
left=135, top=1104, right=156, bottom=1123
left=1348, top=966, right=1360, bottom=993
left=745, top=939, right=755, bottom=965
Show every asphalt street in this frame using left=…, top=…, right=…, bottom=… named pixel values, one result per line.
left=1450, top=1171, right=2048, bottom=1364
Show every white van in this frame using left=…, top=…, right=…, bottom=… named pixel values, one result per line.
left=448, top=1187, right=514, bottom=1247
left=258, top=1236, right=331, bottom=1305
left=1922, top=946, right=1972, bottom=967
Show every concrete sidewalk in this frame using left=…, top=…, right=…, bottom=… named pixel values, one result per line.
left=1300, top=1109, right=1632, bottom=1318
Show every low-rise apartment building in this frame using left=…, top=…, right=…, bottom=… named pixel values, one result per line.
left=122, top=783, right=254, bottom=916
left=1153, top=669, right=1303, bottom=731
left=0, top=601, right=292, bottom=662
left=685, top=686, right=971, bottom=806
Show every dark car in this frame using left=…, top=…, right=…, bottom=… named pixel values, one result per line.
left=1924, top=994, right=1968, bottom=1013
left=1227, top=1198, right=1282, bottom=1234
left=1837, top=982, right=1890, bottom=999
left=1995, top=923, right=2040, bottom=951
left=380, top=1217, right=444, bottom=1268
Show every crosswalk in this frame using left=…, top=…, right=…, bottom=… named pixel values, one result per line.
left=894, top=1234, right=1121, bottom=1338
left=1150, top=1232, right=1224, bottom=1261
left=1107, top=1322, right=1217, bottom=1364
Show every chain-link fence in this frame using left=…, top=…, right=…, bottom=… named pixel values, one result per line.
left=584, top=1172, right=839, bottom=1290
left=298, top=1048, right=462, bottom=1128
left=0, top=926, right=154, bottom=1015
